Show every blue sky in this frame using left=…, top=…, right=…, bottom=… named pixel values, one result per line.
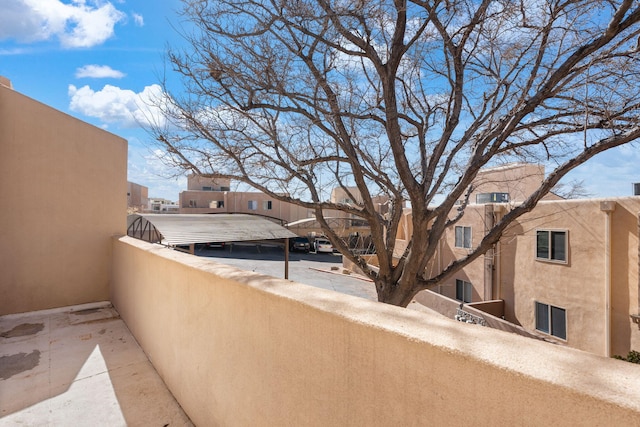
left=1, top=0, right=639, bottom=202
left=0, top=0, right=186, bottom=200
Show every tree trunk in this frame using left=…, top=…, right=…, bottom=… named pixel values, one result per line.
left=376, top=278, right=419, bottom=308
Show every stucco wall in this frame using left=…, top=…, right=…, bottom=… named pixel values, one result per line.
left=435, top=205, right=492, bottom=303
left=501, top=198, right=640, bottom=356
left=127, top=181, right=148, bottom=211
left=179, top=190, right=312, bottom=222
left=0, top=85, right=127, bottom=315
left=610, top=199, right=640, bottom=355
left=112, top=236, right=640, bottom=426
left=424, top=197, right=640, bottom=357
left=470, top=163, right=544, bottom=203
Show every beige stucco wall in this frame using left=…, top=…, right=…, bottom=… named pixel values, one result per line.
left=428, top=205, right=492, bottom=303
left=186, top=173, right=230, bottom=191
left=400, top=195, right=640, bottom=356
left=610, top=200, right=640, bottom=355
left=112, top=236, right=640, bottom=426
left=127, top=181, right=148, bottom=211
left=179, top=190, right=225, bottom=210
left=330, top=186, right=363, bottom=204
left=442, top=197, right=640, bottom=356
left=0, top=84, right=127, bottom=315
left=500, top=198, right=640, bottom=356
left=470, top=162, right=545, bottom=203
left=179, top=190, right=312, bottom=222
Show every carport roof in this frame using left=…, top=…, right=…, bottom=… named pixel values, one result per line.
left=128, top=213, right=297, bottom=246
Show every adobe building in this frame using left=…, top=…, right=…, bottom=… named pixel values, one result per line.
left=3, top=79, right=640, bottom=425
left=468, top=162, right=546, bottom=203
left=147, top=197, right=178, bottom=213
left=127, top=181, right=149, bottom=212
left=0, top=77, right=127, bottom=314
left=400, top=163, right=640, bottom=357
left=178, top=175, right=379, bottom=238
left=178, top=176, right=392, bottom=252
left=330, top=185, right=390, bottom=218
left=178, top=174, right=310, bottom=221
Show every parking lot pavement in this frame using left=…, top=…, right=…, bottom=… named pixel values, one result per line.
left=195, top=243, right=379, bottom=301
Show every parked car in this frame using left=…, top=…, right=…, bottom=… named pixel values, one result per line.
left=314, top=238, right=334, bottom=253
left=289, top=236, right=311, bottom=252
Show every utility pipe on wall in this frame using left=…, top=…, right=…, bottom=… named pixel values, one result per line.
left=600, top=201, right=616, bottom=358
left=484, top=204, right=495, bottom=301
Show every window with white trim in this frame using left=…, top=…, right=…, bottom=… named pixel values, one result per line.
left=248, top=200, right=258, bottom=210
left=536, top=230, right=567, bottom=262
left=455, top=279, right=472, bottom=303
left=535, top=301, right=566, bottom=340
left=263, top=200, right=272, bottom=210
left=455, top=226, right=472, bottom=249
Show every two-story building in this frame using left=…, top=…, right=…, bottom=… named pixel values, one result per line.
left=178, top=174, right=310, bottom=222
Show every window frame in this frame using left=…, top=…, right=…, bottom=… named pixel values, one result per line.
left=455, top=279, right=473, bottom=303
left=263, top=200, right=273, bottom=210
left=454, top=226, right=472, bottom=249
left=535, top=229, right=568, bottom=263
left=248, top=200, right=258, bottom=210
left=535, top=301, right=567, bottom=340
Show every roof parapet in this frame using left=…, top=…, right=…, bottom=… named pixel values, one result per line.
left=0, top=76, right=13, bottom=89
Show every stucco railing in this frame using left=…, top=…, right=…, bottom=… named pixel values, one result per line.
left=111, top=236, right=640, bottom=426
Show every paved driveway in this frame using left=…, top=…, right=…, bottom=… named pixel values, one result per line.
left=195, top=243, right=379, bottom=301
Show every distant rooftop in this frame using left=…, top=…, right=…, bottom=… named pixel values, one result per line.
left=0, top=76, right=13, bottom=89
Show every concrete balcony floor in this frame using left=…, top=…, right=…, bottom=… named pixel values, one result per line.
left=0, top=302, right=193, bottom=426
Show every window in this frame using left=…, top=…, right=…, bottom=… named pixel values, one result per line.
left=350, top=219, right=368, bottom=227
left=189, top=200, right=197, bottom=208
left=455, top=226, right=472, bottom=249
left=263, top=200, right=272, bottom=210
left=248, top=200, right=258, bottom=210
left=456, top=279, right=472, bottom=303
left=216, top=201, right=224, bottom=208
left=202, top=186, right=212, bottom=191
left=535, top=302, right=566, bottom=340
left=476, top=192, right=510, bottom=204
left=536, top=230, right=567, bottom=262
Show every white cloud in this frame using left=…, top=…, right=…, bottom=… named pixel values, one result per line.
left=0, top=47, right=29, bottom=56
left=75, top=64, right=125, bottom=79
left=127, top=143, right=186, bottom=201
left=0, top=0, right=125, bottom=48
left=132, top=12, right=144, bottom=27
left=68, top=83, right=168, bottom=128
left=563, top=143, right=640, bottom=198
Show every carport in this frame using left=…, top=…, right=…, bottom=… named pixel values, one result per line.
left=127, top=213, right=298, bottom=278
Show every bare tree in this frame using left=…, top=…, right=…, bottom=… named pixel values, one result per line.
left=552, top=179, right=594, bottom=199
left=154, top=0, right=640, bottom=306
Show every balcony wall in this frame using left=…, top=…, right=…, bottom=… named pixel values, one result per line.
left=0, top=85, right=127, bottom=315
left=111, top=236, right=640, bottom=426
